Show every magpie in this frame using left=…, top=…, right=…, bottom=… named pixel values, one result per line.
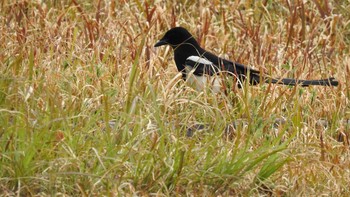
left=154, top=27, right=338, bottom=92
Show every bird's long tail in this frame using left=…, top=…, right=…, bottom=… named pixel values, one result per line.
left=266, top=77, right=338, bottom=86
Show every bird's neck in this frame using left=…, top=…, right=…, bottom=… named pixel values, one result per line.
left=173, top=43, right=204, bottom=57
left=173, top=43, right=204, bottom=76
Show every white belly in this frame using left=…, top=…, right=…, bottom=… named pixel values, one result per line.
left=185, top=66, right=222, bottom=93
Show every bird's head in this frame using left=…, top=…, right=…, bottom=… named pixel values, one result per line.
left=154, top=27, right=199, bottom=49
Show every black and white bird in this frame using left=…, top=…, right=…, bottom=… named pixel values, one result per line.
left=154, top=27, right=338, bottom=92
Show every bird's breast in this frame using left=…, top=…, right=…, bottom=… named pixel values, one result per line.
left=184, top=66, right=222, bottom=93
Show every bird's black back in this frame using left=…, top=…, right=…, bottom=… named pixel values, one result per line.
left=198, top=50, right=261, bottom=85
left=173, top=41, right=261, bottom=85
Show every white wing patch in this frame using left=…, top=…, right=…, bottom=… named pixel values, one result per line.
left=186, top=56, right=213, bottom=65
left=184, top=56, right=222, bottom=93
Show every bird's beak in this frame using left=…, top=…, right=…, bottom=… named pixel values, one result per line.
left=154, top=39, right=168, bottom=47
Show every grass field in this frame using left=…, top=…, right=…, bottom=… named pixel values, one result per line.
left=1, top=0, right=350, bottom=196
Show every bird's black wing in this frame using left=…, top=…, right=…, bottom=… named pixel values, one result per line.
left=184, top=56, right=219, bottom=76
left=201, top=51, right=261, bottom=84
left=184, top=54, right=261, bottom=86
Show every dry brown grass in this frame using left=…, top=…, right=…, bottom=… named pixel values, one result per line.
left=0, top=0, right=349, bottom=196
